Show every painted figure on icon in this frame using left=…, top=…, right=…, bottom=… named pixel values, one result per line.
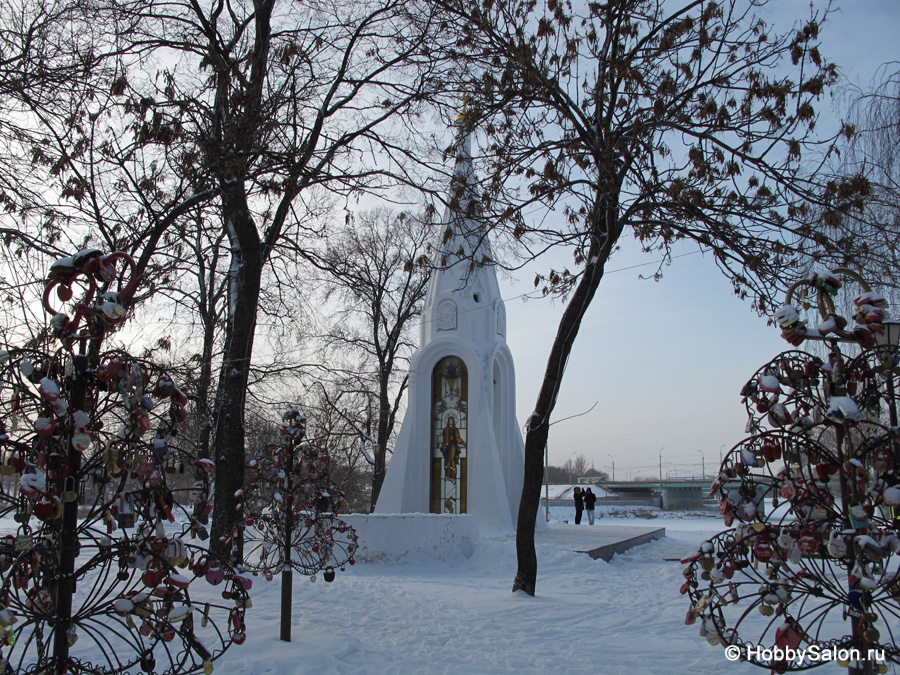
left=441, top=415, right=465, bottom=479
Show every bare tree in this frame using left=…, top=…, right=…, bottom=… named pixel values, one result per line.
left=423, top=0, right=872, bottom=594
left=0, top=0, right=444, bottom=560
left=310, top=208, right=431, bottom=509
left=834, top=66, right=900, bottom=292
left=162, top=0, right=441, bottom=558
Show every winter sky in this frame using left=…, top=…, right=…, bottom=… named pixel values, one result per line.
left=499, top=0, right=900, bottom=480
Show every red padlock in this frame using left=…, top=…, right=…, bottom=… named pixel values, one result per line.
left=192, top=554, right=209, bottom=578
left=230, top=608, right=246, bottom=644
left=718, top=498, right=735, bottom=527
left=154, top=375, right=175, bottom=398
left=35, top=416, right=56, bottom=438
left=753, top=538, right=773, bottom=563
left=761, top=441, right=781, bottom=463
left=142, top=560, right=162, bottom=589
left=96, top=358, right=123, bottom=384
left=797, top=528, right=819, bottom=556
left=34, top=496, right=56, bottom=522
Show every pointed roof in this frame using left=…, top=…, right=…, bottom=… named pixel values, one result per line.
left=437, top=125, right=494, bottom=271
left=419, top=122, right=505, bottom=347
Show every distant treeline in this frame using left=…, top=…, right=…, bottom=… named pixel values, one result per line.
left=545, top=453, right=607, bottom=484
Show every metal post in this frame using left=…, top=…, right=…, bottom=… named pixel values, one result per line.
left=543, top=443, right=550, bottom=522
left=280, top=567, right=293, bottom=642
left=53, top=354, right=87, bottom=673
left=280, top=440, right=294, bottom=642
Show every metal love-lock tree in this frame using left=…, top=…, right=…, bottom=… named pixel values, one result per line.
left=237, top=407, right=358, bottom=642
left=682, top=268, right=900, bottom=675
left=0, top=249, right=248, bottom=674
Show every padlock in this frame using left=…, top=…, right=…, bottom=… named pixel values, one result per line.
left=142, top=561, right=162, bottom=588
left=139, top=617, right=153, bottom=637
left=167, top=605, right=191, bottom=624
left=753, top=539, right=773, bottom=563
left=61, top=475, right=78, bottom=502
left=684, top=608, right=697, bottom=625
left=827, top=530, right=848, bottom=558
left=206, top=561, right=225, bottom=585
left=797, top=528, right=819, bottom=556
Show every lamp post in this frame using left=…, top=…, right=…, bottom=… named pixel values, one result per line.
left=608, top=453, right=615, bottom=482
left=697, top=449, right=705, bottom=480
left=544, top=441, right=550, bottom=522
left=659, top=446, right=664, bottom=488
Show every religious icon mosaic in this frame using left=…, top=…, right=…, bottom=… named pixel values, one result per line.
left=430, top=357, right=468, bottom=514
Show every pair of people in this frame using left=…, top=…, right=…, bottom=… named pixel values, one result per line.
left=573, top=486, right=597, bottom=525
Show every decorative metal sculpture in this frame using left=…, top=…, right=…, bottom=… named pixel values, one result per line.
left=238, top=407, right=357, bottom=641
left=0, top=250, right=247, bottom=674
left=683, top=269, right=900, bottom=674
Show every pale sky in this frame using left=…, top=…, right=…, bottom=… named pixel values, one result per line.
left=500, top=0, right=900, bottom=480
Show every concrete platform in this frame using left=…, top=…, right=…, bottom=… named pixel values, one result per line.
left=536, top=522, right=665, bottom=561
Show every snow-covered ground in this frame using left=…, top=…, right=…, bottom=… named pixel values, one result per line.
left=213, top=508, right=856, bottom=674
left=0, top=507, right=872, bottom=673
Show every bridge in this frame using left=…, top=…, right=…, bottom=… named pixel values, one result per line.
left=606, top=479, right=712, bottom=510
left=544, top=479, right=716, bottom=510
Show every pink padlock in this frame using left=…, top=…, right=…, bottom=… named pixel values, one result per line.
left=206, top=560, right=225, bottom=585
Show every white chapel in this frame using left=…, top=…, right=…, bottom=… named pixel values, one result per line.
left=374, top=131, right=525, bottom=534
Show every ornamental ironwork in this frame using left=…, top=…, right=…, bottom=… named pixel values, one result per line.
left=0, top=250, right=247, bottom=674
left=684, top=269, right=900, bottom=674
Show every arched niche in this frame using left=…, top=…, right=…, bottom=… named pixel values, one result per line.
left=430, top=356, right=468, bottom=514
left=437, top=299, right=457, bottom=331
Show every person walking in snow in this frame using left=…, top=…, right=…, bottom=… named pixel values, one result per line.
left=573, top=486, right=584, bottom=524
left=583, top=487, right=597, bottom=525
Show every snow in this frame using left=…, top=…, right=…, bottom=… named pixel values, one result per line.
left=208, top=509, right=853, bottom=674
left=0, top=509, right=859, bottom=673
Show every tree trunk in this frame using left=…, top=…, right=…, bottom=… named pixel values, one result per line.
left=192, top=288, right=217, bottom=524
left=512, top=203, right=620, bottom=595
left=210, top=188, right=263, bottom=562
left=370, top=376, right=392, bottom=511
left=512, top=419, right=549, bottom=595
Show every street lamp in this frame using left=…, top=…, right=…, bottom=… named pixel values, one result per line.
left=875, top=319, right=900, bottom=348
left=608, top=453, right=615, bottom=482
